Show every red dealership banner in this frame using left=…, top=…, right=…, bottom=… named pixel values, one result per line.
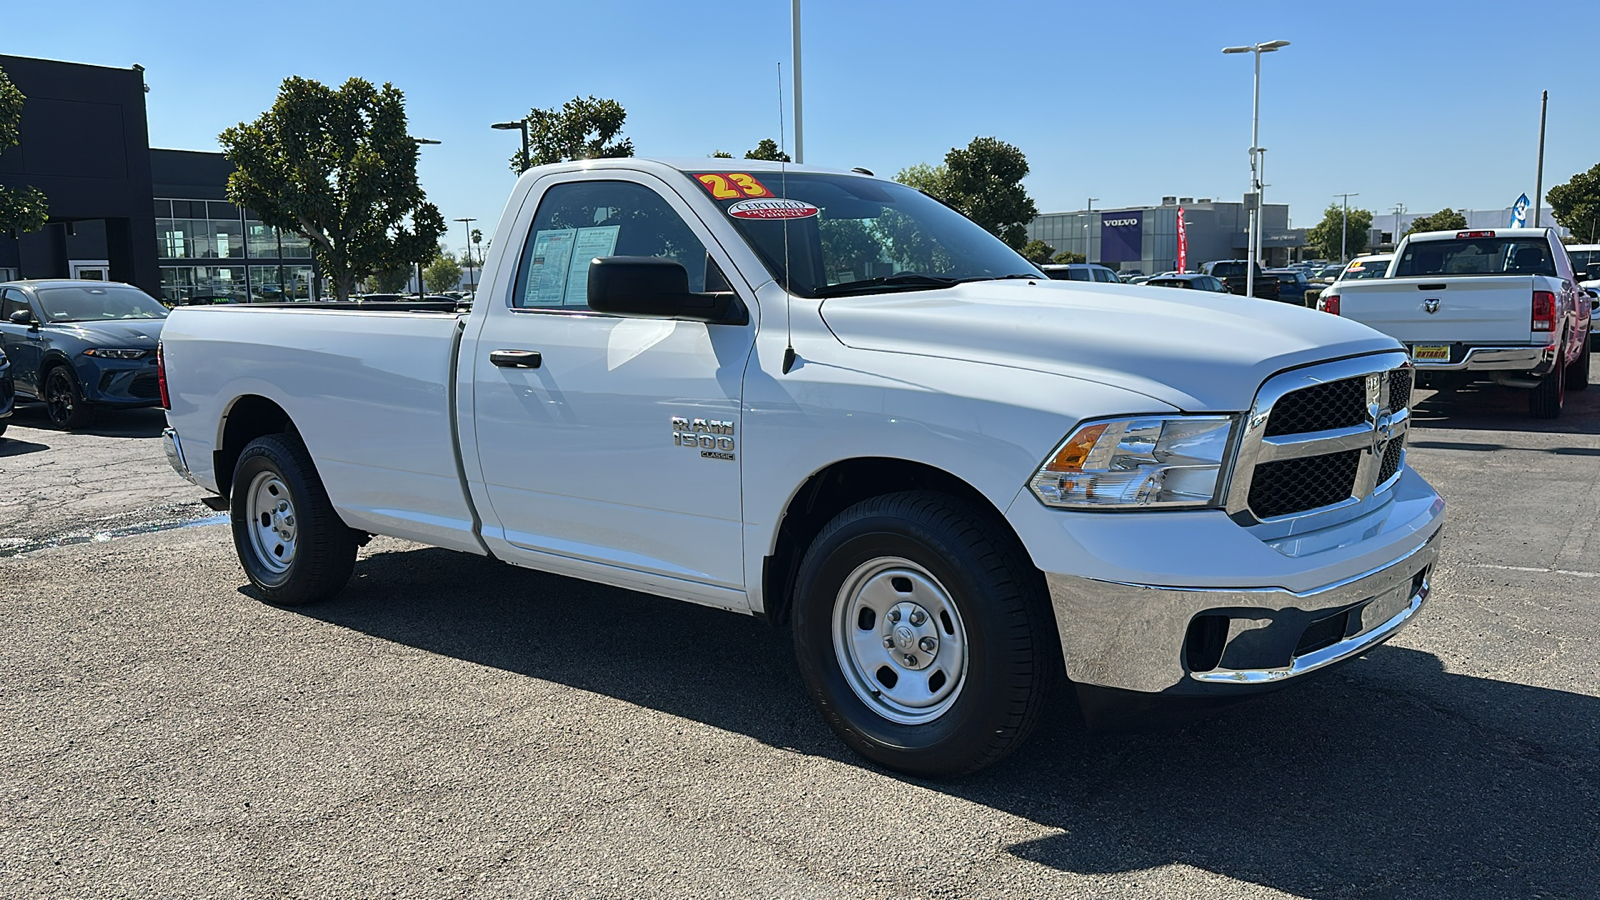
left=1176, top=207, right=1188, bottom=272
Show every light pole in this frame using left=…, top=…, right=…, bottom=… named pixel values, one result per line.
left=454, top=217, right=477, bottom=291
left=791, top=0, right=804, bottom=164
left=1223, top=39, right=1289, bottom=299
left=1334, top=192, right=1359, bottom=261
left=1085, top=198, right=1099, bottom=264
left=414, top=137, right=441, bottom=298
left=492, top=118, right=531, bottom=174
left=1257, top=147, right=1268, bottom=267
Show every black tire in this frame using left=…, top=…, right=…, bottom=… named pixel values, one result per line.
left=791, top=491, right=1055, bottom=778
left=43, top=365, right=95, bottom=430
left=1530, top=367, right=1565, bottom=419
left=1565, top=339, right=1591, bottom=392
left=230, top=432, right=357, bottom=606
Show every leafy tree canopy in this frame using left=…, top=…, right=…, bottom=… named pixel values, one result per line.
left=0, top=64, right=47, bottom=235
left=710, top=150, right=734, bottom=158
left=894, top=162, right=953, bottom=199
left=512, top=95, right=633, bottom=173
left=1019, top=239, right=1055, bottom=265
left=895, top=137, right=1038, bottom=250
left=744, top=138, right=791, bottom=162
left=1547, top=164, right=1600, bottom=244
left=1405, top=208, right=1468, bottom=236
left=220, top=76, right=445, bottom=301
left=425, top=247, right=462, bottom=293
left=1305, top=203, right=1374, bottom=259
left=367, top=264, right=413, bottom=294
left=1052, top=250, right=1085, bottom=264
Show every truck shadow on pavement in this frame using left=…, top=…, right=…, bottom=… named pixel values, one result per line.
left=1411, top=367, right=1600, bottom=435
left=4, top=404, right=168, bottom=438
left=0, top=436, right=50, bottom=457
left=295, top=545, right=1599, bottom=900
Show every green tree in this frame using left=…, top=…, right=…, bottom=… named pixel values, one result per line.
left=1052, top=250, right=1085, bottom=264
left=710, top=150, right=734, bottom=158
left=1405, top=208, right=1468, bottom=236
left=819, top=219, right=881, bottom=283
left=0, top=64, right=47, bottom=235
left=744, top=138, right=790, bottom=162
left=511, top=95, right=633, bottom=173
left=1019, top=239, right=1055, bottom=265
left=1547, top=164, right=1600, bottom=244
left=366, top=265, right=412, bottom=293
left=220, top=76, right=445, bottom=302
left=1304, top=203, right=1374, bottom=259
left=896, top=137, right=1038, bottom=250
left=425, top=248, right=462, bottom=293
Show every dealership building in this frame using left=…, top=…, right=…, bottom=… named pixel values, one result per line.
left=0, top=54, right=318, bottom=302
left=1026, top=197, right=1307, bottom=274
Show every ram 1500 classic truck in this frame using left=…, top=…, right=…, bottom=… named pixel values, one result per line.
left=159, top=159, right=1445, bottom=776
left=1318, top=228, right=1592, bottom=418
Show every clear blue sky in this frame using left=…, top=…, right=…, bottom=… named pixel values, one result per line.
left=6, top=0, right=1596, bottom=248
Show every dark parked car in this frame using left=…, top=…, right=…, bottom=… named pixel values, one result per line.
left=1145, top=273, right=1231, bottom=292
left=1197, top=260, right=1280, bottom=301
left=0, top=280, right=169, bottom=429
left=1265, top=268, right=1319, bottom=306
left=0, top=345, right=12, bottom=439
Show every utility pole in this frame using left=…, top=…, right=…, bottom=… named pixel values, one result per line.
left=1534, top=89, right=1548, bottom=227
left=1257, top=147, right=1268, bottom=268
left=454, top=217, right=477, bottom=290
left=791, top=0, right=804, bottom=164
left=1334, top=192, right=1359, bottom=261
left=414, top=137, right=441, bottom=297
left=1085, top=198, right=1098, bottom=264
left=1392, top=203, right=1407, bottom=245
left=1223, top=40, right=1288, bottom=299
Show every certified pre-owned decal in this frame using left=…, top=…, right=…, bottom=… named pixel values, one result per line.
left=727, top=198, right=819, bottom=220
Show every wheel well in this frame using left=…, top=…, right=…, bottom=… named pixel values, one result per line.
left=760, top=457, right=1029, bottom=627
left=215, top=395, right=294, bottom=498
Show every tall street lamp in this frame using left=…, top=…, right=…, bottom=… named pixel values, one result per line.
left=492, top=119, right=531, bottom=174
left=1334, top=192, right=1359, bottom=261
left=414, top=137, right=441, bottom=298
left=1085, top=198, right=1099, bottom=264
left=454, top=217, right=477, bottom=291
left=1222, top=39, right=1289, bottom=299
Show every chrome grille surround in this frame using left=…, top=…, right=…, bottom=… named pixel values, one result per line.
left=1226, top=351, right=1413, bottom=524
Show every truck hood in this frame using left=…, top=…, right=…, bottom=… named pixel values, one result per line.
left=819, top=280, right=1401, bottom=411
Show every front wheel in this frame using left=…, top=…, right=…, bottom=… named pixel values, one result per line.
left=230, top=433, right=357, bottom=606
left=792, top=491, right=1055, bottom=778
left=44, top=366, right=95, bottom=430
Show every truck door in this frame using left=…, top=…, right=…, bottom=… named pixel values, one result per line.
left=468, top=173, right=755, bottom=602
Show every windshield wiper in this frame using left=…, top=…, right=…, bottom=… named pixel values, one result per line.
left=817, top=273, right=961, bottom=297
left=956, top=273, right=1041, bottom=283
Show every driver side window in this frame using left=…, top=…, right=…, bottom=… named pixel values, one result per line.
left=1, top=289, right=27, bottom=320
left=511, top=180, right=722, bottom=311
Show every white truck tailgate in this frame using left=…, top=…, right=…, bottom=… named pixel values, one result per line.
left=1336, top=276, right=1535, bottom=344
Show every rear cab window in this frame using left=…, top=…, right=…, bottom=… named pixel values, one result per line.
left=1394, top=238, right=1556, bottom=278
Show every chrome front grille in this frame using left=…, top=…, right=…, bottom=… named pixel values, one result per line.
left=1227, top=352, right=1413, bottom=523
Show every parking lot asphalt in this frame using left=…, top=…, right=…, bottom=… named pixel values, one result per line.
left=2, top=365, right=1598, bottom=899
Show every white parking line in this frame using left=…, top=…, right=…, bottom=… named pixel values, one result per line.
left=1470, top=564, right=1600, bottom=578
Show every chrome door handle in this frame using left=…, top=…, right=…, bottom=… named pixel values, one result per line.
left=489, top=349, right=542, bottom=369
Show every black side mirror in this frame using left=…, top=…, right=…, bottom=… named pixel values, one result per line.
left=8, top=308, right=36, bottom=326
left=587, top=257, right=747, bottom=325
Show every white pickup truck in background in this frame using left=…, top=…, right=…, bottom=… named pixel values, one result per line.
left=159, top=159, right=1444, bottom=776
left=1319, top=228, right=1593, bottom=418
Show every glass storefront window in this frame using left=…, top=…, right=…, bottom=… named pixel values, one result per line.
left=212, top=218, right=244, bottom=259
left=161, top=266, right=250, bottom=304
left=281, top=265, right=314, bottom=299
left=279, top=230, right=312, bottom=258
left=246, top=222, right=277, bottom=258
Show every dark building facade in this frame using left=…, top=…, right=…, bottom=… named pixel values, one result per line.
left=0, top=54, right=317, bottom=302
left=0, top=54, right=161, bottom=294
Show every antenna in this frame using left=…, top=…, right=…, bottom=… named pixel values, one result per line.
left=778, top=62, right=796, bottom=374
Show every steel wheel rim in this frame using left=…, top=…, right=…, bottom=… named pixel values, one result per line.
left=245, top=471, right=297, bottom=574
left=46, top=371, right=72, bottom=424
left=833, top=557, right=969, bottom=725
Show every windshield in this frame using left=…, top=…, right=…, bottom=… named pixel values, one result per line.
left=1393, top=238, right=1556, bottom=278
left=1339, top=258, right=1391, bottom=280
left=36, top=286, right=169, bottom=323
left=692, top=171, right=1041, bottom=297
left=1568, top=248, right=1600, bottom=277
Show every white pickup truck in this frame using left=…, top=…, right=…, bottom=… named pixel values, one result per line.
left=159, top=159, right=1444, bottom=776
left=1318, top=228, right=1592, bottom=418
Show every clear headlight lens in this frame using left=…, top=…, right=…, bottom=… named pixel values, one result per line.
left=82, top=348, right=148, bottom=359
left=1029, top=415, right=1235, bottom=509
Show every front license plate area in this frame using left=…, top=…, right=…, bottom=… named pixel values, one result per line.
left=1411, top=344, right=1450, bottom=362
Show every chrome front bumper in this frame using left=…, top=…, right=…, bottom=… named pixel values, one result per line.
left=162, top=427, right=195, bottom=484
left=1043, top=526, right=1441, bottom=696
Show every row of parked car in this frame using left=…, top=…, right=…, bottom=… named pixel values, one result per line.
left=1041, top=257, right=1378, bottom=307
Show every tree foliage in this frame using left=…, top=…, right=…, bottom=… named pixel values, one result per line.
left=425, top=248, right=462, bottom=293
left=366, top=265, right=412, bottom=294
left=710, top=150, right=734, bottom=158
left=1405, top=208, right=1468, bottom=236
left=744, top=138, right=790, bottom=162
left=1547, top=164, right=1600, bottom=244
left=1305, top=203, right=1374, bottom=259
left=220, top=76, right=445, bottom=301
left=819, top=219, right=881, bottom=283
left=894, top=137, right=1038, bottom=250
left=1019, top=239, right=1055, bottom=265
left=512, top=96, right=633, bottom=173
left=1052, top=250, right=1085, bottom=264
left=0, top=64, right=47, bottom=235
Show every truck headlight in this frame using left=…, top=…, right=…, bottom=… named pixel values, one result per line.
left=1028, top=415, right=1235, bottom=509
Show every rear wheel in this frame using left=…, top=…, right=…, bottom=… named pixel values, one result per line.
left=1530, top=367, right=1565, bottom=419
left=791, top=491, right=1055, bottom=778
left=1565, top=337, right=1591, bottom=392
left=43, top=366, right=95, bottom=430
left=230, top=432, right=357, bottom=606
